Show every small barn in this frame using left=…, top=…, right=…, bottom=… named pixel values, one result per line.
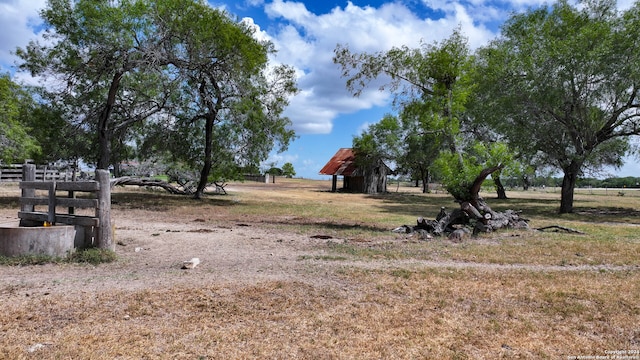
left=319, top=148, right=390, bottom=194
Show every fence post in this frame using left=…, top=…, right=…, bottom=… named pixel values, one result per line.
left=96, top=170, right=113, bottom=250
left=19, top=165, right=38, bottom=226
left=47, top=181, right=56, bottom=224
left=21, top=165, right=35, bottom=211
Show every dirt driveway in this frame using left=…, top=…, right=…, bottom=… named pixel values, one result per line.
left=0, top=203, right=337, bottom=301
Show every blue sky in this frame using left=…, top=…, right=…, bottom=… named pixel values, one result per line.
left=1, top=0, right=639, bottom=179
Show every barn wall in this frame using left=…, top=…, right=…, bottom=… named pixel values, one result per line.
left=343, top=176, right=365, bottom=193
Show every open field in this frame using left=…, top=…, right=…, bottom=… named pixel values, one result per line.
left=0, top=178, right=639, bottom=359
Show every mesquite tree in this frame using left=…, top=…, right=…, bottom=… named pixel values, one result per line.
left=17, top=0, right=297, bottom=197
left=475, top=0, right=640, bottom=213
left=334, top=30, right=501, bottom=203
left=17, top=0, right=175, bottom=170
left=149, top=1, right=297, bottom=199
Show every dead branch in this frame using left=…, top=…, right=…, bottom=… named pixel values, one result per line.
left=110, top=177, right=193, bottom=195
left=536, top=225, right=585, bottom=234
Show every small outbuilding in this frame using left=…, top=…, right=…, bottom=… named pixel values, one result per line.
left=319, top=148, right=390, bottom=194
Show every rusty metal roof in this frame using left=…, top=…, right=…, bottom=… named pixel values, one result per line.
left=319, top=148, right=359, bottom=176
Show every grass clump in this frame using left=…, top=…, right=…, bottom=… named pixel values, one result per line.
left=0, top=254, right=62, bottom=266
left=0, top=247, right=117, bottom=266
left=67, top=248, right=117, bottom=264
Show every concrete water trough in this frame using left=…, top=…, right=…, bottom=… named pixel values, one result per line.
left=0, top=224, right=76, bottom=257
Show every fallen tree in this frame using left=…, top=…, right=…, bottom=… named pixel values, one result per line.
left=394, top=165, right=529, bottom=238
left=110, top=177, right=227, bottom=196
left=110, top=177, right=193, bottom=195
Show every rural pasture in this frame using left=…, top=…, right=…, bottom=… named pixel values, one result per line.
left=0, top=178, right=639, bottom=359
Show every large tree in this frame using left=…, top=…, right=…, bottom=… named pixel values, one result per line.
left=475, top=0, right=640, bottom=213
left=17, top=0, right=296, bottom=192
left=334, top=30, right=496, bottom=204
left=146, top=1, right=297, bottom=198
left=17, top=0, right=174, bottom=170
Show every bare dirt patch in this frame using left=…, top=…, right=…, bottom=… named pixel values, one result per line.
left=0, top=203, right=327, bottom=299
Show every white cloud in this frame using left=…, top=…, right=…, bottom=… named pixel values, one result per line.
left=245, top=0, right=265, bottom=7
left=270, top=24, right=315, bottom=65
left=266, top=152, right=298, bottom=164
left=260, top=0, right=502, bottom=135
left=265, top=0, right=314, bottom=24
left=0, top=0, right=46, bottom=74
left=616, top=0, right=636, bottom=10
left=240, top=17, right=274, bottom=43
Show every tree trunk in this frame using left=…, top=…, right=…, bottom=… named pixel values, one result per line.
left=522, top=174, right=530, bottom=191
left=468, top=165, right=503, bottom=208
left=445, top=165, right=503, bottom=226
left=421, top=168, right=430, bottom=194
left=359, top=158, right=388, bottom=194
left=195, top=114, right=214, bottom=199
left=112, top=162, right=120, bottom=178
left=97, top=127, right=112, bottom=170
left=559, top=162, right=581, bottom=214
left=111, top=176, right=194, bottom=195
left=96, top=71, right=123, bottom=170
left=493, top=174, right=507, bottom=199
left=376, top=163, right=387, bottom=193
left=395, top=164, right=529, bottom=237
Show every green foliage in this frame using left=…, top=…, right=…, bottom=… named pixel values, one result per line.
left=334, top=28, right=472, bottom=114
left=281, top=162, right=296, bottom=178
left=267, top=167, right=283, bottom=176
left=352, top=114, right=402, bottom=167
left=0, top=74, right=41, bottom=163
left=25, top=97, right=91, bottom=165
left=17, top=0, right=174, bottom=169
left=578, top=176, right=640, bottom=188
left=475, top=0, right=640, bottom=212
left=337, top=30, right=476, bottom=194
left=433, top=150, right=482, bottom=201
left=16, top=0, right=297, bottom=193
left=141, top=1, right=297, bottom=197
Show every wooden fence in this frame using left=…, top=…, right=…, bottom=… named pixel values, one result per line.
left=1, top=163, right=73, bottom=182
left=17, top=164, right=113, bottom=250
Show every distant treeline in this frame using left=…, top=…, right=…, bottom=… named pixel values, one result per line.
left=400, top=175, right=640, bottom=190
left=501, top=176, right=640, bottom=189
left=575, top=177, right=640, bottom=188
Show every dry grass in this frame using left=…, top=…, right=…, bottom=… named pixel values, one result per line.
left=2, top=271, right=639, bottom=359
left=1, top=178, right=639, bottom=359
